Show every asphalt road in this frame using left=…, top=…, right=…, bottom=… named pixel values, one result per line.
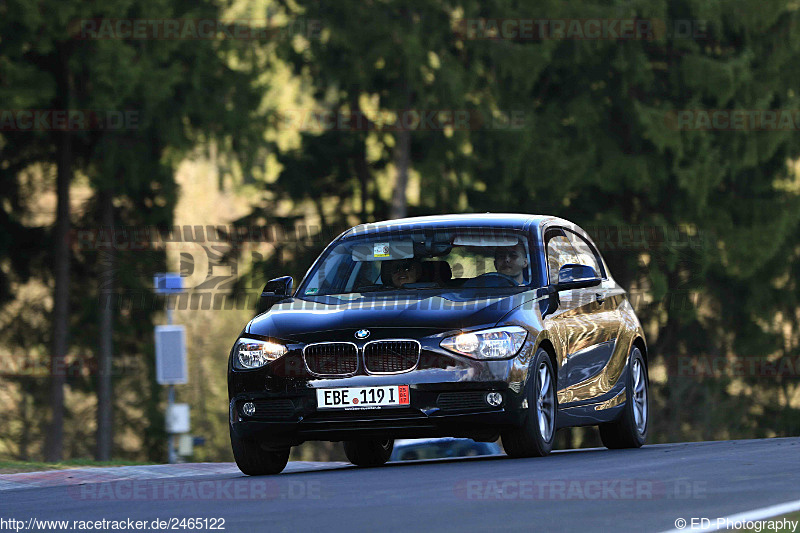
left=1, top=438, right=799, bottom=533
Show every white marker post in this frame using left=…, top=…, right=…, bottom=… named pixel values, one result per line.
left=154, top=273, right=187, bottom=464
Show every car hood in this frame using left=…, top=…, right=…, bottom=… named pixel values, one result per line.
left=246, top=290, right=537, bottom=341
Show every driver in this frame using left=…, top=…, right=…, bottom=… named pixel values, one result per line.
left=493, top=242, right=528, bottom=284
left=381, top=259, right=422, bottom=288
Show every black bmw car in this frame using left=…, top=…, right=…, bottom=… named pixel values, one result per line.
left=228, top=214, right=649, bottom=475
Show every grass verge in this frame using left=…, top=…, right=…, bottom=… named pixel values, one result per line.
left=0, top=459, right=152, bottom=475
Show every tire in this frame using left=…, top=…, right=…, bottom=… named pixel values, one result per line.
left=230, top=426, right=290, bottom=475
left=502, top=349, right=556, bottom=458
left=343, top=438, right=394, bottom=467
left=599, top=345, right=648, bottom=449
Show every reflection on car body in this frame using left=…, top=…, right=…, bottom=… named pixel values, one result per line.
left=228, top=214, right=650, bottom=475
left=390, top=438, right=503, bottom=461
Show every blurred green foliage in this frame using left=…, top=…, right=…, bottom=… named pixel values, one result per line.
left=1, top=0, right=799, bottom=462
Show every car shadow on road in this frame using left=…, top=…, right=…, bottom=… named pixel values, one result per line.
left=228, top=445, right=646, bottom=478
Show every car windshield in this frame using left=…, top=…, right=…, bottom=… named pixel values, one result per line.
left=299, top=228, right=535, bottom=296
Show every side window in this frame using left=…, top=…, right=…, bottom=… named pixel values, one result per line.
left=545, top=230, right=579, bottom=285
left=565, top=231, right=603, bottom=278
left=304, top=251, right=351, bottom=293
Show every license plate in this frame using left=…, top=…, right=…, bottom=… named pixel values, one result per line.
left=316, top=385, right=410, bottom=410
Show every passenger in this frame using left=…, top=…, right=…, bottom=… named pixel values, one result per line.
left=493, top=242, right=528, bottom=284
left=381, top=259, right=422, bottom=288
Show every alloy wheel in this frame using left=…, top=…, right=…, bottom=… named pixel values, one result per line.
left=631, top=357, right=648, bottom=434
left=536, top=361, right=555, bottom=441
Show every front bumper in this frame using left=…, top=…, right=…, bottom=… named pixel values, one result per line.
left=230, top=384, right=527, bottom=445
left=229, top=337, right=536, bottom=445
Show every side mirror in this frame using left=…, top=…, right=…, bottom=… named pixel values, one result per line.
left=554, top=264, right=601, bottom=291
left=258, top=276, right=293, bottom=313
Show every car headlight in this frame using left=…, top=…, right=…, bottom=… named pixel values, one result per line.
left=440, top=326, right=528, bottom=360
left=234, top=338, right=287, bottom=369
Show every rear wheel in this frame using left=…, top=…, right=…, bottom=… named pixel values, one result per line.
left=599, top=346, right=648, bottom=449
left=230, top=426, right=290, bottom=475
left=343, top=438, right=394, bottom=467
left=502, top=349, right=556, bottom=458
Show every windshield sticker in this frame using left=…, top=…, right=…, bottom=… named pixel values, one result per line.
left=352, top=240, right=414, bottom=261
left=305, top=287, right=319, bottom=295
left=374, top=242, right=390, bottom=258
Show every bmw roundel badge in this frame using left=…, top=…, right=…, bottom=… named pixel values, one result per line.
left=355, top=329, right=370, bottom=339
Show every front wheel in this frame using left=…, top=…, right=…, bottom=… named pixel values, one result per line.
left=343, top=438, right=394, bottom=467
left=230, top=426, right=290, bottom=475
left=599, top=345, right=648, bottom=449
left=502, top=349, right=556, bottom=458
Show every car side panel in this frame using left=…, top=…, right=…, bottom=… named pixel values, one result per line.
left=539, top=222, right=622, bottom=403
left=557, top=293, right=643, bottom=408
left=536, top=219, right=646, bottom=419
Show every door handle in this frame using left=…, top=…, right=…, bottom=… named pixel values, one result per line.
left=595, top=292, right=605, bottom=304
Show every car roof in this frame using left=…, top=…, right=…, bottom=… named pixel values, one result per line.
left=343, top=213, right=556, bottom=238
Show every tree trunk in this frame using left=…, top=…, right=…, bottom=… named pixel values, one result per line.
left=349, top=94, right=372, bottom=224
left=96, top=188, right=115, bottom=461
left=45, top=128, right=72, bottom=462
left=390, top=128, right=411, bottom=219
left=357, top=151, right=369, bottom=223
left=390, top=87, right=412, bottom=220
